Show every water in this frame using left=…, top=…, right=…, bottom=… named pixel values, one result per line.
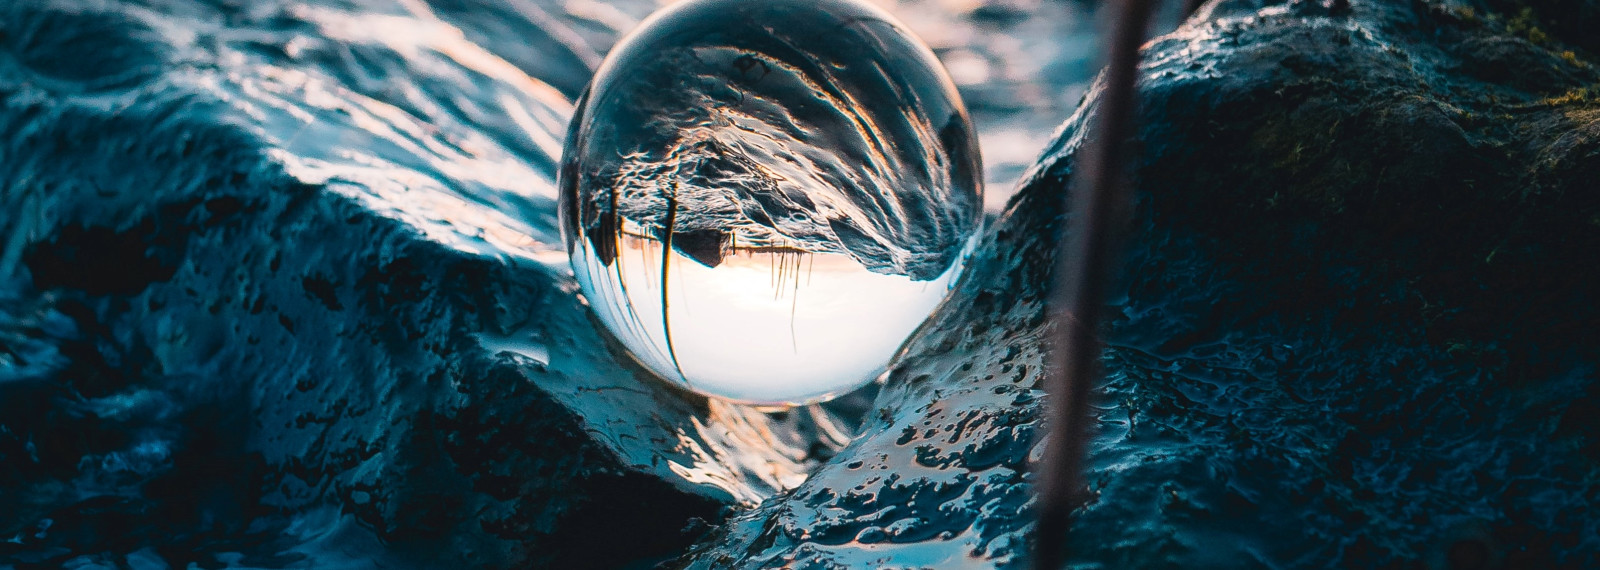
left=560, top=0, right=984, bottom=406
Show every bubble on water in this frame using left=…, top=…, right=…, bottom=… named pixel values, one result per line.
left=559, top=0, right=983, bottom=406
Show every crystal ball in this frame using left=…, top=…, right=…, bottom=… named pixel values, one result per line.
left=558, top=0, right=983, bottom=406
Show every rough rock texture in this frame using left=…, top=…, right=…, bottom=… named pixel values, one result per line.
left=6, top=0, right=1598, bottom=567
left=675, top=0, right=1600, bottom=567
left=1483, top=0, right=1600, bottom=53
left=0, top=0, right=1109, bottom=567
left=0, top=1, right=846, bottom=568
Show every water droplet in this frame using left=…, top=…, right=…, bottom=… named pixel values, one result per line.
left=559, top=0, right=982, bottom=406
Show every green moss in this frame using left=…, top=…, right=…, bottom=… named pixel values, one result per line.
left=1506, top=7, right=1551, bottom=44
left=1439, top=3, right=1482, bottom=26
left=1542, top=84, right=1600, bottom=106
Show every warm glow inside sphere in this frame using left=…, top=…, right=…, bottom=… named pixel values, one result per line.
left=558, top=0, right=983, bottom=406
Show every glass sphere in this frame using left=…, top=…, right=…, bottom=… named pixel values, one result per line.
left=558, top=0, right=983, bottom=406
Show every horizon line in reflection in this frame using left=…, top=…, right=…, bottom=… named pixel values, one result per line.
left=571, top=213, right=960, bottom=405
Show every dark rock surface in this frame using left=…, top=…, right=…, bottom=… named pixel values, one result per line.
left=674, top=0, right=1600, bottom=567
left=0, top=1, right=842, bottom=568
left=0, top=0, right=1108, bottom=567
left=1483, top=0, right=1600, bottom=53
left=5, top=0, right=1598, bottom=567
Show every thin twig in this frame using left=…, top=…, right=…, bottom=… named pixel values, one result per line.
left=1033, top=0, right=1156, bottom=566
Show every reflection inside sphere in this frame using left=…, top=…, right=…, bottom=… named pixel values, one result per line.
left=572, top=220, right=963, bottom=405
left=560, top=0, right=983, bottom=406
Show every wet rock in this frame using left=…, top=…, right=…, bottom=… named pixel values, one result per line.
left=1482, top=0, right=1600, bottom=53
left=417, top=0, right=632, bottom=100
left=0, top=0, right=841, bottom=567
left=674, top=0, right=1599, bottom=567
